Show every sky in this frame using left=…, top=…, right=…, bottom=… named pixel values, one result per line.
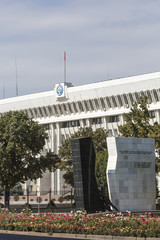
left=0, top=0, right=160, bottom=99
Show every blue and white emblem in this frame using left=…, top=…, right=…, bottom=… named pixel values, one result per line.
left=56, top=84, right=63, bottom=96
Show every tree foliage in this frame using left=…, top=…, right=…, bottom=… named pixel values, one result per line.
left=95, top=150, right=108, bottom=188
left=58, top=127, right=108, bottom=187
left=0, top=111, right=59, bottom=206
left=118, top=95, right=160, bottom=173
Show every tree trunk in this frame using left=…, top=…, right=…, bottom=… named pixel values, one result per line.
left=4, top=187, right=10, bottom=209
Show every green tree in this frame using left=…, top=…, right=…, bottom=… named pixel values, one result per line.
left=58, top=127, right=108, bottom=187
left=118, top=96, right=160, bottom=184
left=118, top=96, right=152, bottom=138
left=95, top=150, right=108, bottom=188
left=0, top=111, right=59, bottom=208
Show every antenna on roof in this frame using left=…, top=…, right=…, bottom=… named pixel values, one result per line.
left=15, top=57, right=18, bottom=96
left=3, top=80, right=5, bottom=99
left=64, top=51, right=66, bottom=83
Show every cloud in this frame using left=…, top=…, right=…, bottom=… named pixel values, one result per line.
left=0, top=0, right=160, bottom=98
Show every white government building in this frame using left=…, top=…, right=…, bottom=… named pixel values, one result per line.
left=0, top=71, right=160, bottom=195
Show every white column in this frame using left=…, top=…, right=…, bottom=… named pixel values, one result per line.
left=23, top=183, right=27, bottom=195
left=57, top=169, right=61, bottom=195
left=119, top=114, right=125, bottom=125
left=103, top=116, right=107, bottom=130
left=116, top=114, right=125, bottom=136
left=51, top=172, right=55, bottom=196
left=155, top=110, right=160, bottom=124
left=86, top=118, right=90, bottom=127
left=106, top=116, right=113, bottom=137
left=51, top=123, right=55, bottom=195
left=50, top=123, right=54, bottom=152
left=80, top=119, right=84, bottom=128
left=56, top=122, right=60, bottom=154
left=56, top=122, right=61, bottom=193
left=37, top=178, right=40, bottom=197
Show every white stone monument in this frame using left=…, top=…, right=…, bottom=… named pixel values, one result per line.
left=106, top=137, right=156, bottom=211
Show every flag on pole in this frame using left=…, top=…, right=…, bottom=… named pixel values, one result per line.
left=64, top=51, right=66, bottom=61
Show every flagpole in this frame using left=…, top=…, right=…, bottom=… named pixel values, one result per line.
left=15, top=58, right=18, bottom=96
left=3, top=80, right=5, bottom=99
left=64, top=51, right=66, bottom=83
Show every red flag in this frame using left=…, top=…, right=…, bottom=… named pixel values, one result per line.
left=64, top=52, right=66, bottom=61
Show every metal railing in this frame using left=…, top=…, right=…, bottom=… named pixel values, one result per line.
left=0, top=188, right=74, bottom=212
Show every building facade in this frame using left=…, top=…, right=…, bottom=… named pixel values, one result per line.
left=0, top=72, right=160, bottom=194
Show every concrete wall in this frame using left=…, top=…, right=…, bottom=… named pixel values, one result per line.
left=107, top=137, right=156, bottom=211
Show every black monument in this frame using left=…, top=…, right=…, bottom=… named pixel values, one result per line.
left=71, top=137, right=105, bottom=213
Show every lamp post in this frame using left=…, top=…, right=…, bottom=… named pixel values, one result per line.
left=49, top=187, right=51, bottom=211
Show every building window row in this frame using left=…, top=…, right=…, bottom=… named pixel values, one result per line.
left=91, top=117, right=103, bottom=125
left=62, top=120, right=80, bottom=128
left=109, top=115, right=120, bottom=123
left=41, top=115, right=120, bottom=132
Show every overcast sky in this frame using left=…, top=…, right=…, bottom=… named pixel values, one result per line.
left=0, top=0, right=160, bottom=99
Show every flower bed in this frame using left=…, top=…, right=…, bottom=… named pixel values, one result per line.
left=0, top=209, right=160, bottom=238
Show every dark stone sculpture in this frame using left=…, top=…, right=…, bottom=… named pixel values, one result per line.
left=71, top=137, right=105, bottom=213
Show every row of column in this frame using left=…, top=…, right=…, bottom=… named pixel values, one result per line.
left=24, top=109, right=160, bottom=196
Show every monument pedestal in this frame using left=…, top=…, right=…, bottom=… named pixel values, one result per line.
left=71, top=137, right=105, bottom=213
left=107, top=137, right=156, bottom=211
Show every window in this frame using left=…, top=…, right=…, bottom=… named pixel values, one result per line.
left=62, top=120, right=80, bottom=128
left=149, top=111, right=155, bottom=118
left=71, top=120, right=79, bottom=127
left=92, top=117, right=102, bottom=125
left=43, top=124, right=50, bottom=131
left=109, top=115, right=119, bottom=123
